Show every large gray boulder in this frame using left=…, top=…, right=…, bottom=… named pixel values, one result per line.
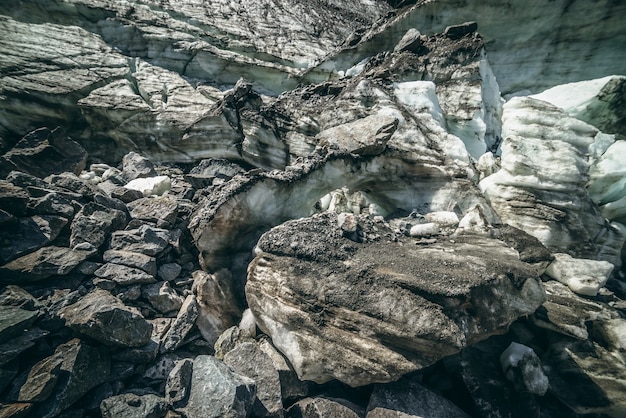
left=246, top=213, right=548, bottom=387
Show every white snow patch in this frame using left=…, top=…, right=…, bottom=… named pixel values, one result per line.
left=124, top=175, right=171, bottom=196
left=545, top=253, right=614, bottom=297
left=530, top=75, right=615, bottom=118
left=409, top=222, right=440, bottom=237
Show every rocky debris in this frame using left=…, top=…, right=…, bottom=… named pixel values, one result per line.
left=543, top=336, right=626, bottom=415
left=192, top=269, right=241, bottom=347
left=532, top=281, right=612, bottom=341
left=159, top=295, right=198, bottom=353
left=287, top=397, right=364, bottom=418
left=59, top=289, right=153, bottom=348
left=316, top=115, right=398, bottom=156
left=109, top=225, right=172, bottom=257
left=165, top=358, right=193, bottom=409
left=0, top=306, right=39, bottom=342
left=223, top=341, right=283, bottom=417
left=0, top=3, right=625, bottom=416
left=0, top=127, right=87, bottom=179
left=69, top=202, right=127, bottom=250
left=121, top=152, right=157, bottom=182
left=366, top=376, right=470, bottom=417
left=15, top=338, right=110, bottom=418
left=128, top=196, right=178, bottom=226
left=0, top=215, right=67, bottom=264
left=94, top=263, right=157, bottom=286
left=103, top=250, right=157, bottom=277
left=0, top=246, right=95, bottom=284
left=100, top=393, right=168, bottom=418
left=246, top=213, right=548, bottom=386
left=141, top=282, right=184, bottom=314
left=306, top=0, right=626, bottom=96
left=179, top=355, right=255, bottom=418
left=500, top=342, right=549, bottom=397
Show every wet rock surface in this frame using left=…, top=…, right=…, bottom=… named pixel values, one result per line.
left=0, top=2, right=625, bottom=417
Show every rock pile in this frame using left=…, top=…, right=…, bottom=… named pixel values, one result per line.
left=1, top=2, right=626, bottom=417
left=1, top=132, right=625, bottom=416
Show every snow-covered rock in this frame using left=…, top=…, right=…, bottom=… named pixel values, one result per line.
left=124, top=176, right=171, bottom=196
left=499, top=342, right=549, bottom=396
left=545, top=253, right=614, bottom=297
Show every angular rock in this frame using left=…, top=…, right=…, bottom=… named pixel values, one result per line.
left=455, top=337, right=542, bottom=418
left=181, top=355, right=255, bottom=418
left=315, top=115, right=398, bottom=156
left=0, top=215, right=67, bottom=264
left=246, top=213, right=548, bottom=386
left=287, top=397, right=363, bottom=418
left=257, top=339, right=310, bottom=402
left=127, top=196, right=178, bottom=225
left=100, top=182, right=144, bottom=203
left=543, top=337, right=626, bottom=415
left=185, top=159, right=245, bottom=189
left=499, top=342, right=549, bottom=396
left=44, top=172, right=97, bottom=198
left=157, top=263, right=181, bottom=281
left=366, top=376, right=469, bottom=417
left=144, top=353, right=182, bottom=384
left=223, top=342, right=284, bottom=417
left=0, top=246, right=94, bottom=284
left=27, top=191, right=75, bottom=218
left=109, top=225, right=171, bottom=256
left=0, top=180, right=29, bottom=216
left=59, top=289, right=152, bottom=348
left=100, top=393, right=168, bottom=418
left=531, top=281, right=610, bottom=340
left=160, top=294, right=198, bottom=353
left=0, top=127, right=87, bottom=179
left=0, top=305, right=38, bottom=342
left=94, top=263, right=156, bottom=286
left=103, top=250, right=157, bottom=276
left=545, top=253, right=614, bottom=296
left=70, top=202, right=127, bottom=250
left=115, top=318, right=171, bottom=364
left=0, top=328, right=48, bottom=367
left=0, top=285, right=40, bottom=310
left=17, top=338, right=110, bottom=418
left=141, top=282, right=184, bottom=314
left=394, top=28, right=424, bottom=53
left=165, top=359, right=193, bottom=409
left=193, top=269, right=241, bottom=347
left=121, top=152, right=157, bottom=181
